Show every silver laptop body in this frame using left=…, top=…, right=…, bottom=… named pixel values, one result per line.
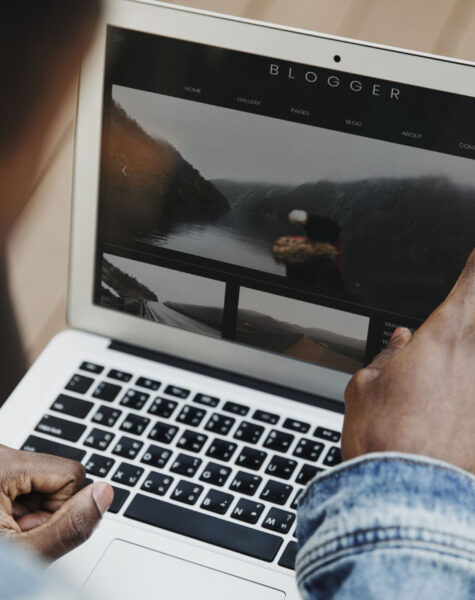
left=1, top=1, right=474, bottom=597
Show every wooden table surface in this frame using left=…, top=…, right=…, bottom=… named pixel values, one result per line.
left=6, top=0, right=475, bottom=365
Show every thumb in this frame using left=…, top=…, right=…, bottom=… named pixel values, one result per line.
left=368, top=327, right=413, bottom=371
left=18, top=482, right=113, bottom=561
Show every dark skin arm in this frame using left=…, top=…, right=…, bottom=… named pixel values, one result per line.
left=0, top=445, right=113, bottom=561
left=343, top=248, right=475, bottom=474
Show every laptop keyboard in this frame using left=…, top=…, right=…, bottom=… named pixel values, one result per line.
left=21, top=360, right=342, bottom=571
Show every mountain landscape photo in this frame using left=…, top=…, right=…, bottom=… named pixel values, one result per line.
left=100, top=100, right=229, bottom=244
left=101, top=89, right=475, bottom=320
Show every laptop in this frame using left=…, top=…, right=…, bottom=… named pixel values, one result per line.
left=1, top=0, right=474, bottom=597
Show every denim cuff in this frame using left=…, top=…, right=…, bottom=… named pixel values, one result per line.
left=296, top=453, right=475, bottom=592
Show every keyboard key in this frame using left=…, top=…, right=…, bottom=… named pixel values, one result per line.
left=314, top=426, right=341, bottom=443
left=92, top=405, right=122, bottom=428
left=262, top=508, right=295, bottom=534
left=50, top=394, right=93, bottom=419
left=82, top=477, right=93, bottom=489
left=170, top=453, right=202, bottom=477
left=201, top=489, right=234, bottom=515
left=21, top=435, right=86, bottom=461
left=234, top=421, right=264, bottom=445
left=323, top=446, right=342, bottom=467
left=120, top=389, right=150, bottom=410
left=85, top=454, right=115, bottom=477
left=194, top=393, right=219, bottom=407
left=293, top=438, right=324, bottom=462
left=141, top=471, right=173, bottom=496
left=252, top=409, right=279, bottom=425
left=291, top=488, right=305, bottom=510
left=79, top=361, right=104, bottom=375
left=112, top=436, right=143, bottom=460
left=112, top=462, right=144, bottom=487
left=265, top=456, right=297, bottom=480
left=206, top=439, right=237, bottom=462
left=148, top=421, right=179, bottom=444
left=263, top=430, right=294, bottom=453
left=120, top=413, right=150, bottom=436
left=136, top=377, right=160, bottom=391
left=296, top=464, right=323, bottom=485
left=148, top=398, right=177, bottom=419
left=229, top=471, right=262, bottom=496
left=171, top=480, right=203, bottom=505
left=107, top=369, right=132, bottom=382
left=65, top=374, right=94, bottom=394
left=231, top=498, right=265, bottom=524
left=164, top=385, right=189, bottom=399
left=177, top=430, right=208, bottom=453
left=141, top=444, right=173, bottom=469
left=35, top=415, right=86, bottom=443
left=125, top=495, right=283, bottom=562
left=199, top=462, right=232, bottom=486
left=235, top=446, right=267, bottom=471
left=108, top=486, right=130, bottom=514
left=93, top=381, right=122, bottom=402
left=282, top=418, right=310, bottom=434
left=223, top=401, right=249, bottom=416
left=260, top=480, right=292, bottom=505
left=176, top=405, right=206, bottom=427
left=84, top=428, right=114, bottom=451
left=278, top=541, right=298, bottom=569
left=205, top=413, right=235, bottom=435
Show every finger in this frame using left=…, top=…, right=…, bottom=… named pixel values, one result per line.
left=367, top=327, right=413, bottom=371
left=16, top=511, right=51, bottom=532
left=18, top=482, right=113, bottom=561
left=0, top=446, right=86, bottom=508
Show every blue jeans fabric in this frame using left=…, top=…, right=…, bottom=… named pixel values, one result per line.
left=296, top=453, right=475, bottom=599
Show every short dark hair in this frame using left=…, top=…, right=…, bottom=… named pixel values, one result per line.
left=0, top=0, right=101, bottom=151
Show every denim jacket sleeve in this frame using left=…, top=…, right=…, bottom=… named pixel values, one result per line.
left=0, top=540, right=78, bottom=600
left=296, top=453, right=475, bottom=600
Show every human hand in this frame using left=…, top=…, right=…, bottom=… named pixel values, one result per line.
left=0, top=445, right=113, bottom=560
left=342, top=249, right=475, bottom=474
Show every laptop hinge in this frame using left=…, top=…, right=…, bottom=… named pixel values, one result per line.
left=109, top=340, right=345, bottom=414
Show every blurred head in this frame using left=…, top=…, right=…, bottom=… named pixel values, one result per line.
left=0, top=0, right=101, bottom=243
left=289, top=209, right=308, bottom=226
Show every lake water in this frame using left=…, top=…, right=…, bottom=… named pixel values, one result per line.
left=142, top=222, right=286, bottom=277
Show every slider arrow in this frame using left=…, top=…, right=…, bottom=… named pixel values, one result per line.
left=122, top=165, right=128, bottom=176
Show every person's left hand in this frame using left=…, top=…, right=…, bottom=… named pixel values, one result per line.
left=0, top=444, right=113, bottom=561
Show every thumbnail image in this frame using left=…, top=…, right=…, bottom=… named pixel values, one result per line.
left=100, top=254, right=225, bottom=338
left=100, top=84, right=475, bottom=318
left=236, top=287, right=369, bottom=374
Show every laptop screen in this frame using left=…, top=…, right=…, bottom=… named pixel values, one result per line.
left=94, top=26, right=475, bottom=376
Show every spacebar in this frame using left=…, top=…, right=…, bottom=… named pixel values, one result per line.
left=124, top=494, right=283, bottom=562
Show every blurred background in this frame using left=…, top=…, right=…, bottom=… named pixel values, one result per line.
left=6, top=0, right=475, bottom=366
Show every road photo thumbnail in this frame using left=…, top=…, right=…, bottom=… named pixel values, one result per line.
left=236, top=287, right=369, bottom=374
left=99, top=254, right=226, bottom=338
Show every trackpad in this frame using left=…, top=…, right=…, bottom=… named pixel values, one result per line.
left=83, top=540, right=285, bottom=599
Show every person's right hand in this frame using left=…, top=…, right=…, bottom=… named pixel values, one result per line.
left=342, top=248, right=475, bottom=474
left=0, top=445, right=113, bottom=561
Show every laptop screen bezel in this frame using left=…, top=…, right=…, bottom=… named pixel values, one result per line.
left=69, top=0, right=475, bottom=402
